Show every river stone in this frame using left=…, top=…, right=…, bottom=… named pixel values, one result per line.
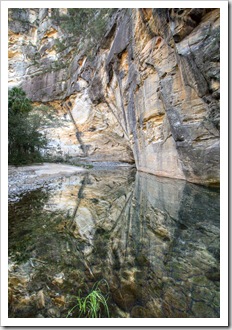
left=36, top=290, right=45, bottom=309
left=192, top=302, right=216, bottom=318
left=131, top=306, right=149, bottom=318
left=8, top=155, right=220, bottom=318
left=47, top=307, right=61, bottom=318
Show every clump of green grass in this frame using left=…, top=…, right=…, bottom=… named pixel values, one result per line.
left=67, top=279, right=110, bottom=318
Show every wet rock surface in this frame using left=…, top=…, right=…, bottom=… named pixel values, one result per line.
left=8, top=168, right=220, bottom=318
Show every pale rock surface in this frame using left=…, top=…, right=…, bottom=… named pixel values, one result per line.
left=8, top=8, right=220, bottom=185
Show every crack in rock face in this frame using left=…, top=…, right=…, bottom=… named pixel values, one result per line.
left=8, top=8, right=220, bottom=185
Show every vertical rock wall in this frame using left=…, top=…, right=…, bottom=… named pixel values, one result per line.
left=99, top=8, right=220, bottom=185
left=8, top=8, right=220, bottom=185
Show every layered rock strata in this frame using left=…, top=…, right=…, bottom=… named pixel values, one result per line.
left=8, top=8, right=220, bottom=185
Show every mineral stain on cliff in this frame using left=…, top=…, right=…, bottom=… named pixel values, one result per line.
left=8, top=8, right=220, bottom=185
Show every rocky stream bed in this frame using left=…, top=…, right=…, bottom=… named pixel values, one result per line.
left=8, top=163, right=220, bottom=318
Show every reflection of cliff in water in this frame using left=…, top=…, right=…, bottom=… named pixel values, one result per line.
left=8, top=169, right=220, bottom=318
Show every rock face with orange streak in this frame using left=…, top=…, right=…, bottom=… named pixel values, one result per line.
left=8, top=8, right=220, bottom=185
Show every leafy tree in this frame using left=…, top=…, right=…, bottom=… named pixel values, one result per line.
left=8, top=87, right=47, bottom=165
left=8, top=87, right=32, bottom=115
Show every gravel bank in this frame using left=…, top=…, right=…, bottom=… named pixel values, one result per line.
left=8, top=163, right=86, bottom=202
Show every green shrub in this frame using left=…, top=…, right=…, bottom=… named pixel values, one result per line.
left=52, top=9, right=117, bottom=57
left=8, top=87, right=47, bottom=165
left=8, top=87, right=32, bottom=115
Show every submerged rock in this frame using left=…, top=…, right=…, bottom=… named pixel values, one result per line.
left=8, top=169, right=220, bottom=318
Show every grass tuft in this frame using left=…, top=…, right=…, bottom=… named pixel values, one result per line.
left=67, top=279, right=110, bottom=318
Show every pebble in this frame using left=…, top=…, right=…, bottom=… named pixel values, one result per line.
left=47, top=307, right=60, bottom=318
left=36, top=289, right=45, bottom=309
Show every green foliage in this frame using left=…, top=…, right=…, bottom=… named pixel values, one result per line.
left=52, top=59, right=68, bottom=71
left=52, top=8, right=117, bottom=57
left=8, top=87, right=47, bottom=165
left=67, top=279, right=110, bottom=318
left=8, top=87, right=32, bottom=115
left=54, top=38, right=67, bottom=53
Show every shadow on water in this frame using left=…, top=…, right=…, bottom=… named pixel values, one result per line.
left=8, top=168, right=220, bottom=318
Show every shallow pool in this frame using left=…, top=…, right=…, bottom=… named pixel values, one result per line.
left=8, top=168, right=220, bottom=318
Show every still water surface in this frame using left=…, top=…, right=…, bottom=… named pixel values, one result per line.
left=9, top=168, right=220, bottom=318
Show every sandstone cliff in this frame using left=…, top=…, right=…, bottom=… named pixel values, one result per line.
left=8, top=8, right=220, bottom=185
